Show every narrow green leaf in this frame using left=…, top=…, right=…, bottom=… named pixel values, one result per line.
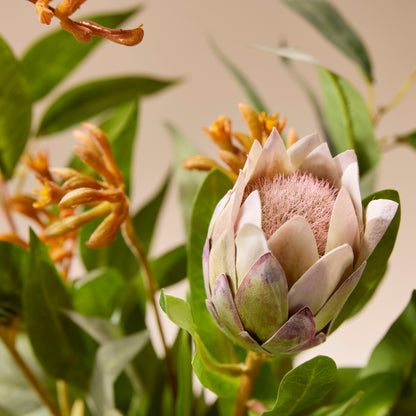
left=332, top=190, right=400, bottom=330
left=98, top=100, right=139, bottom=196
left=175, top=330, right=193, bottom=416
left=396, top=130, right=416, bottom=150
left=160, top=292, right=241, bottom=397
left=0, top=242, right=31, bottom=320
left=280, top=0, right=373, bottom=80
left=0, top=36, right=31, bottom=178
left=187, top=169, right=235, bottom=360
left=24, top=231, right=94, bottom=388
left=211, top=41, right=268, bottom=112
left=79, top=174, right=170, bottom=276
left=0, top=334, right=51, bottom=415
left=362, top=291, right=416, bottom=379
left=72, top=268, right=126, bottom=318
left=265, top=356, right=337, bottom=416
left=89, top=331, right=148, bottom=416
left=150, top=244, right=187, bottom=288
left=132, top=174, right=171, bottom=254
left=317, top=67, right=379, bottom=176
left=166, top=122, right=207, bottom=234
left=256, top=45, right=320, bottom=66
left=21, top=8, right=142, bottom=101
left=307, top=393, right=363, bottom=416
left=38, top=76, right=179, bottom=136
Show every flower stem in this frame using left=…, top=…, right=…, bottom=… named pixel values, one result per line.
left=121, top=216, right=177, bottom=398
left=0, top=177, right=17, bottom=235
left=0, top=326, right=60, bottom=416
left=233, top=351, right=267, bottom=416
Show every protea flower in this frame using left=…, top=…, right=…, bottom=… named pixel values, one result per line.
left=204, top=128, right=398, bottom=355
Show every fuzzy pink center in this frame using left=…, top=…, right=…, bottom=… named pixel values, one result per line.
left=246, top=171, right=338, bottom=256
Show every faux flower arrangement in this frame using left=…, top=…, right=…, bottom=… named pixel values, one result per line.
left=0, top=1, right=414, bottom=416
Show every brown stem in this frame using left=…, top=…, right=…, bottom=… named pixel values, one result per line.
left=0, top=327, right=60, bottom=416
left=121, top=216, right=177, bottom=399
left=233, top=351, right=267, bottom=416
left=0, top=177, right=18, bottom=234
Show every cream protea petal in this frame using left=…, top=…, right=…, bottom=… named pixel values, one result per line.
left=209, top=172, right=245, bottom=241
left=340, top=161, right=363, bottom=226
left=287, top=133, right=321, bottom=169
left=314, top=261, right=367, bottom=332
left=211, top=274, right=244, bottom=335
left=244, top=139, right=263, bottom=180
left=207, top=190, right=231, bottom=239
left=356, top=199, right=399, bottom=266
left=299, top=143, right=339, bottom=184
left=235, top=252, right=288, bottom=342
left=209, top=227, right=236, bottom=291
left=235, top=223, right=269, bottom=286
left=267, top=216, right=319, bottom=287
left=235, top=190, right=262, bottom=233
left=203, top=238, right=211, bottom=296
left=261, top=307, right=315, bottom=354
left=288, top=244, right=354, bottom=314
left=249, top=128, right=291, bottom=182
left=325, top=187, right=360, bottom=256
left=334, top=149, right=357, bottom=175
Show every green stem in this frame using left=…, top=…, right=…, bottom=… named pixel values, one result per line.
left=233, top=351, right=267, bottom=416
left=0, top=327, right=60, bottom=416
left=121, top=216, right=177, bottom=399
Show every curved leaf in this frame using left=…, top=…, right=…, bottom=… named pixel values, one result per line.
left=211, top=41, right=268, bottom=112
left=150, top=244, right=187, bottom=288
left=187, top=169, right=235, bottom=360
left=21, top=8, right=143, bottom=101
left=24, top=231, right=94, bottom=388
left=265, top=356, right=337, bottom=415
left=0, top=36, right=31, bottom=178
left=280, top=0, right=373, bottom=80
left=38, top=76, right=179, bottom=135
left=317, top=67, right=379, bottom=176
left=166, top=122, right=207, bottom=233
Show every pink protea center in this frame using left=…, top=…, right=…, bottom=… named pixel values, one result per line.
left=247, top=171, right=339, bottom=256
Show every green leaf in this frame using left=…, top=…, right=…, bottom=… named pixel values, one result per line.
left=265, top=356, right=337, bottom=416
left=38, top=76, right=179, bottom=136
left=211, top=41, right=268, bottom=112
left=150, top=244, right=187, bottom=288
left=79, top=174, right=170, bottom=276
left=0, top=36, right=31, bottom=178
left=72, top=268, right=126, bottom=318
left=317, top=67, right=379, bottom=176
left=307, top=393, right=363, bottom=416
left=23, top=231, right=94, bottom=388
left=332, top=190, right=400, bottom=330
left=362, top=291, right=416, bottom=380
left=21, top=8, right=142, bottom=101
left=280, top=0, right=373, bottom=81
left=0, top=242, right=31, bottom=320
left=160, top=292, right=241, bottom=397
left=89, top=331, right=148, bottom=416
left=396, top=130, right=416, bottom=150
left=175, top=330, right=193, bottom=416
left=132, top=174, right=171, bottom=254
left=166, top=122, right=207, bottom=233
left=0, top=334, right=51, bottom=415
left=187, top=169, right=236, bottom=361
left=93, top=100, right=139, bottom=196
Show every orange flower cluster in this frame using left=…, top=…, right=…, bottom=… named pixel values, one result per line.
left=0, top=123, right=129, bottom=278
left=183, top=104, right=298, bottom=182
left=30, top=0, right=144, bottom=46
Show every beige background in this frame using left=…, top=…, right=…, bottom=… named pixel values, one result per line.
left=2, top=0, right=416, bottom=368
